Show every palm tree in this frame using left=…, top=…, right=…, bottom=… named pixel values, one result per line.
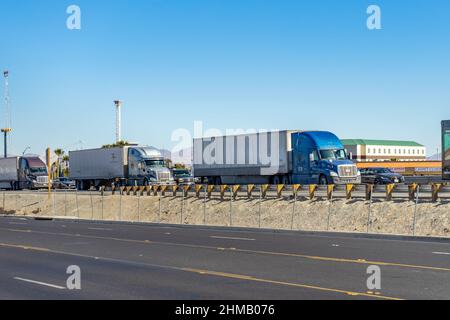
left=54, top=149, right=65, bottom=178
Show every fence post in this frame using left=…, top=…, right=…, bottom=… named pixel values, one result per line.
left=101, top=188, right=104, bottom=220
left=229, top=188, right=233, bottom=227
left=195, top=185, right=203, bottom=198
left=258, top=186, right=263, bottom=228
left=412, top=185, right=420, bottom=236
left=119, top=191, right=122, bottom=221
left=89, top=191, right=94, bottom=220
left=367, top=184, right=374, bottom=234
left=75, top=190, right=80, bottom=219
left=137, top=192, right=140, bottom=222
left=327, top=185, right=335, bottom=231
left=203, top=186, right=207, bottom=225
left=64, top=189, right=67, bottom=217
left=291, top=185, right=301, bottom=230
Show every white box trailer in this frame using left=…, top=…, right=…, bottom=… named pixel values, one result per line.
left=0, top=157, right=20, bottom=183
left=69, top=147, right=127, bottom=180
left=193, top=130, right=298, bottom=184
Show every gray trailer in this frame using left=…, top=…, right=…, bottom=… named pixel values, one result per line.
left=0, top=156, right=49, bottom=190
left=69, top=145, right=174, bottom=190
left=193, top=131, right=297, bottom=185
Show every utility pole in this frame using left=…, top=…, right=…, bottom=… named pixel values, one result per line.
left=114, top=100, right=122, bottom=143
left=2, top=71, right=12, bottom=158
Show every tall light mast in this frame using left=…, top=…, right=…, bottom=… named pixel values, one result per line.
left=114, top=100, right=122, bottom=143
left=2, top=70, right=12, bottom=158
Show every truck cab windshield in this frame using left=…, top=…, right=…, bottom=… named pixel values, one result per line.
left=145, top=160, right=165, bottom=167
left=320, top=149, right=347, bottom=160
left=30, top=167, right=47, bottom=175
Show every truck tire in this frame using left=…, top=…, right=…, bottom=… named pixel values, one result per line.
left=143, top=179, right=149, bottom=187
left=272, top=176, right=281, bottom=185
left=319, top=175, right=328, bottom=185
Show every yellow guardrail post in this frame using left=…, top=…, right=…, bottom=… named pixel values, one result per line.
left=277, top=184, right=285, bottom=198
left=261, top=184, right=270, bottom=199
left=152, top=185, right=160, bottom=196
left=132, top=186, right=139, bottom=196
left=386, top=184, right=395, bottom=201
left=247, top=184, right=256, bottom=199
left=232, top=185, right=241, bottom=200
left=309, top=185, right=317, bottom=200
left=145, top=186, right=151, bottom=196
left=327, top=185, right=335, bottom=201
left=220, top=185, right=228, bottom=200
left=408, top=183, right=418, bottom=201
left=183, top=185, right=191, bottom=197
left=365, top=184, right=374, bottom=201
left=119, top=186, right=125, bottom=196
left=292, top=184, right=301, bottom=198
left=139, top=186, right=145, bottom=196
left=111, top=186, right=116, bottom=195
left=172, top=185, right=179, bottom=197
left=346, top=184, right=354, bottom=200
left=126, top=186, right=133, bottom=196
left=432, top=183, right=442, bottom=202
left=207, top=185, right=215, bottom=199
left=195, top=185, right=203, bottom=198
left=160, top=185, right=168, bottom=197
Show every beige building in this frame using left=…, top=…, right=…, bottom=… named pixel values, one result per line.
left=341, top=139, right=426, bottom=162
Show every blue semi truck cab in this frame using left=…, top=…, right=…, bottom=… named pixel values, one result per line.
left=291, top=131, right=361, bottom=185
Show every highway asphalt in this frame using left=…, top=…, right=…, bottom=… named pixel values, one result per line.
left=0, top=216, right=449, bottom=300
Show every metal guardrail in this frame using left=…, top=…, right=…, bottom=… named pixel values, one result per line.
left=76, top=183, right=450, bottom=202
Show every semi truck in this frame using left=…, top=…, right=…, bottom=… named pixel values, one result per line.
left=193, top=130, right=361, bottom=185
left=69, top=145, right=174, bottom=190
left=443, top=120, right=450, bottom=180
left=0, top=156, right=49, bottom=190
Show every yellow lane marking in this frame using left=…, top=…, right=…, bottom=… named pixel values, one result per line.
left=0, top=242, right=50, bottom=252
left=1, top=227, right=449, bottom=272
left=0, top=242, right=403, bottom=300
left=182, top=268, right=403, bottom=301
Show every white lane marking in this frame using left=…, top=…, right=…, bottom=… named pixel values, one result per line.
left=211, top=236, right=256, bottom=241
left=14, top=277, right=66, bottom=290
left=332, top=244, right=340, bottom=247
left=9, top=222, right=28, bottom=225
left=432, top=252, right=450, bottom=256
left=88, top=227, right=113, bottom=231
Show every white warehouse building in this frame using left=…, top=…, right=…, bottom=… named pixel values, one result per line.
left=341, top=139, right=427, bottom=162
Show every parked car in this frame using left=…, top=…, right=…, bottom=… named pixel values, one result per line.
left=172, top=169, right=196, bottom=185
left=52, top=177, right=76, bottom=189
left=360, top=168, right=405, bottom=185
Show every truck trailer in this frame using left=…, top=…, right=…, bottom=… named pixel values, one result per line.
left=193, top=130, right=361, bottom=185
left=69, top=145, right=174, bottom=190
left=0, top=156, right=49, bottom=190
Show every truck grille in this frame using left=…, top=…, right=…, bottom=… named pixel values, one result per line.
left=157, top=172, right=171, bottom=181
left=338, top=165, right=358, bottom=178
left=37, top=176, right=48, bottom=184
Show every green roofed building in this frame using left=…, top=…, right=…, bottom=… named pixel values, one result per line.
left=341, top=139, right=426, bottom=162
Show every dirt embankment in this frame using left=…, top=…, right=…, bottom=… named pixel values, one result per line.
left=1, top=192, right=449, bottom=238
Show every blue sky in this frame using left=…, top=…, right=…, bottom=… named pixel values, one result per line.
left=0, top=0, right=449, bottom=157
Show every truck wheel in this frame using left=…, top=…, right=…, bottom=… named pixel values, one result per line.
left=319, top=175, right=328, bottom=185
left=272, top=176, right=281, bottom=185
left=281, top=176, right=290, bottom=185
left=143, top=179, right=149, bottom=187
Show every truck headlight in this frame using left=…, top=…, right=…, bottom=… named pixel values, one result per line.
left=330, top=172, right=339, bottom=177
